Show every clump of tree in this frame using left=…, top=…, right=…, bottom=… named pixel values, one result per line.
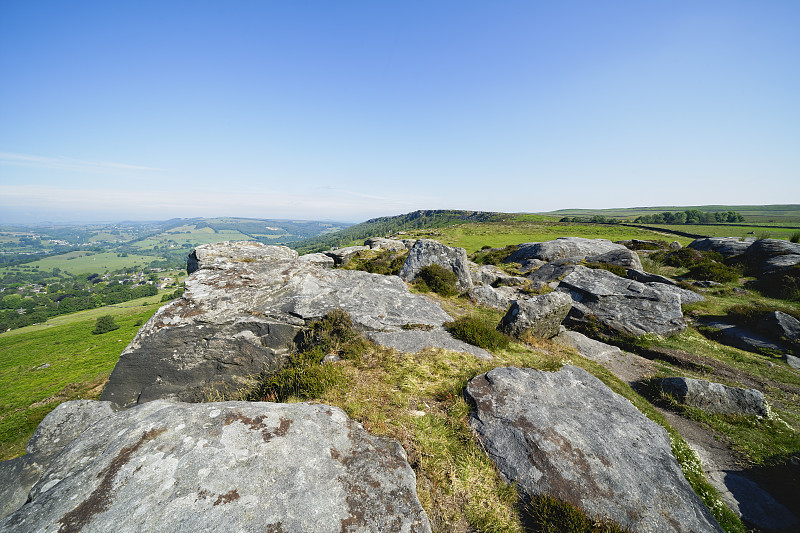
left=92, top=315, right=119, bottom=334
left=559, top=215, right=618, bottom=224
left=633, top=210, right=744, bottom=225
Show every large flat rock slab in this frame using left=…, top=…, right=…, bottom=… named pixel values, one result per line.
left=507, top=237, right=642, bottom=270
left=1, top=400, right=431, bottom=533
left=101, top=242, right=453, bottom=407
left=557, top=266, right=687, bottom=336
left=466, top=365, right=722, bottom=533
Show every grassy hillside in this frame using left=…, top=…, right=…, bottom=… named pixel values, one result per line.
left=0, top=298, right=163, bottom=460
left=288, top=210, right=504, bottom=254
left=0, top=251, right=162, bottom=276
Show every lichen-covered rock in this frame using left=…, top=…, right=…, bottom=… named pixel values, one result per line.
left=470, top=264, right=506, bottom=286
left=467, top=285, right=510, bottom=310
left=399, top=239, right=473, bottom=291
left=498, top=292, right=572, bottom=339
left=0, top=400, right=117, bottom=520
left=323, top=245, right=369, bottom=266
left=557, top=266, right=687, bottom=336
left=100, top=242, right=454, bottom=407
left=688, top=237, right=754, bottom=258
left=585, top=248, right=643, bottom=270
left=0, top=400, right=431, bottom=533
left=757, top=311, right=800, bottom=343
left=742, top=239, right=800, bottom=275
left=660, top=377, right=770, bottom=417
left=364, top=237, right=407, bottom=252
left=298, top=252, right=335, bottom=268
left=552, top=330, right=623, bottom=363
left=507, top=237, right=641, bottom=270
left=466, top=366, right=723, bottom=533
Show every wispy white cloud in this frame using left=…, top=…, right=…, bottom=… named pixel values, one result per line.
left=0, top=184, right=424, bottom=222
left=0, top=152, right=163, bottom=173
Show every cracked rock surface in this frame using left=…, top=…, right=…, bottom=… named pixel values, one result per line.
left=1, top=400, right=431, bottom=533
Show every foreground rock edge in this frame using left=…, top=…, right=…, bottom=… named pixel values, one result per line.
left=1, top=399, right=432, bottom=533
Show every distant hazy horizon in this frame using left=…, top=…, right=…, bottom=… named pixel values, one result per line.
left=2, top=2, right=798, bottom=223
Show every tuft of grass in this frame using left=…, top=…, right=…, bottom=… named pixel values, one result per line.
left=471, top=244, right=519, bottom=266
left=684, top=262, right=740, bottom=283
left=791, top=231, right=800, bottom=244
left=341, top=249, right=408, bottom=276
left=414, top=264, right=459, bottom=297
left=444, top=315, right=511, bottom=351
left=521, top=493, right=632, bottom=532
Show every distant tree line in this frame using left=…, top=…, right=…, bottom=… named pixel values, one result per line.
left=632, top=210, right=744, bottom=225
left=0, top=269, right=168, bottom=332
left=559, top=215, right=618, bottom=224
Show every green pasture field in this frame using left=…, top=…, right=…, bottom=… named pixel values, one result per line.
left=0, top=251, right=162, bottom=275
left=408, top=221, right=694, bottom=254
left=0, top=298, right=163, bottom=460
left=545, top=204, right=800, bottom=222
left=638, top=224, right=800, bottom=240
left=131, top=228, right=254, bottom=249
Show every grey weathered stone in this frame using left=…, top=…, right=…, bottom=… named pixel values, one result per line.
left=625, top=269, right=678, bottom=287
left=660, top=377, right=770, bottom=417
left=0, top=400, right=431, bottom=533
left=743, top=239, right=800, bottom=275
left=651, top=283, right=706, bottom=305
left=187, top=240, right=298, bottom=274
left=498, top=292, right=572, bottom=339
left=525, top=259, right=580, bottom=284
left=398, top=239, right=473, bottom=291
left=787, top=354, right=800, bottom=370
left=585, top=248, right=643, bottom=270
left=702, top=321, right=785, bottom=356
left=364, top=237, right=407, bottom=252
left=507, top=237, right=637, bottom=266
left=366, top=330, right=492, bottom=359
left=298, top=252, right=335, bottom=269
left=688, top=237, right=754, bottom=258
left=467, top=285, right=510, bottom=310
left=0, top=400, right=116, bottom=520
left=557, top=266, right=687, bottom=336
left=670, top=241, right=682, bottom=250
left=552, top=330, right=623, bottom=363
left=323, top=245, right=370, bottom=266
left=757, top=311, right=800, bottom=343
left=100, top=242, right=453, bottom=407
left=518, top=258, right=546, bottom=273
left=466, top=366, right=722, bottom=533
left=470, top=264, right=506, bottom=286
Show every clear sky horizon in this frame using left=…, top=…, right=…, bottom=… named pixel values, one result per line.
left=1, top=1, right=798, bottom=224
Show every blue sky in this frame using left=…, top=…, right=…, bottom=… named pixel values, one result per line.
left=1, top=1, right=798, bottom=223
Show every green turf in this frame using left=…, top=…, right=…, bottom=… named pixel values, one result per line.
left=0, top=251, right=162, bottom=275
left=406, top=221, right=693, bottom=254
left=0, top=300, right=163, bottom=460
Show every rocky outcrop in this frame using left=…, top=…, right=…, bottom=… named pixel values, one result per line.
left=557, top=266, right=687, bottom=336
left=507, top=237, right=642, bottom=270
left=688, top=237, right=754, bottom=258
left=0, top=400, right=117, bottom=520
left=552, top=329, right=623, bottom=364
left=100, top=242, right=455, bottom=407
left=701, top=321, right=786, bottom=356
left=758, top=311, right=800, bottom=344
left=366, top=330, right=491, bottom=359
left=743, top=239, right=800, bottom=275
left=399, top=239, right=473, bottom=291
left=364, top=237, right=407, bottom=252
left=470, top=264, right=506, bottom=286
left=467, top=285, right=511, bottom=310
left=466, top=366, right=722, bottom=533
left=660, top=377, right=770, bottom=417
left=498, top=292, right=572, bottom=339
left=0, top=400, right=431, bottom=533
left=323, top=245, right=369, bottom=266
